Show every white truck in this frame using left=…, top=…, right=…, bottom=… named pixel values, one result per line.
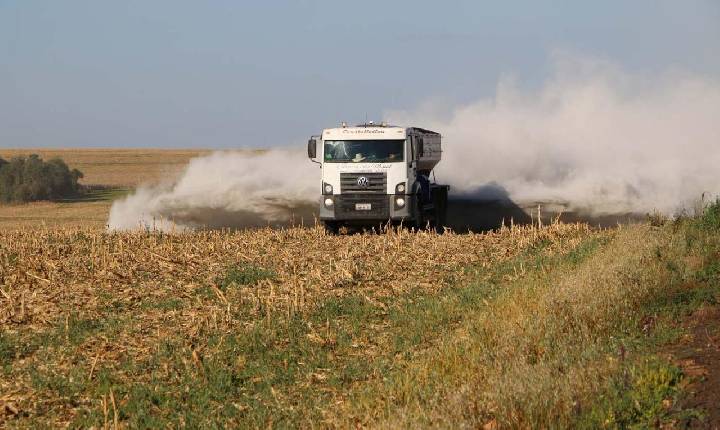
left=308, top=122, right=448, bottom=233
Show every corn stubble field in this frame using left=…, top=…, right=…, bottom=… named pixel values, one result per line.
left=1, top=204, right=719, bottom=428
left=0, top=151, right=718, bottom=428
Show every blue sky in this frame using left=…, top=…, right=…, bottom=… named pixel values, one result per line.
left=1, top=1, right=719, bottom=148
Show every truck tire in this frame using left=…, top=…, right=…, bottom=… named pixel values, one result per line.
left=324, top=221, right=340, bottom=235
left=432, top=186, right=448, bottom=233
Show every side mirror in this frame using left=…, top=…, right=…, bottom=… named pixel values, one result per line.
left=307, top=138, right=317, bottom=159
left=417, top=137, right=424, bottom=157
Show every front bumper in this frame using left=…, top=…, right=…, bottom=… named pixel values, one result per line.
left=319, top=194, right=414, bottom=221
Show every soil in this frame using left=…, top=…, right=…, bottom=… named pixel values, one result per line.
left=666, top=304, right=720, bottom=429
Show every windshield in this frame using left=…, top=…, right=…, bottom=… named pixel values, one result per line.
left=323, top=140, right=404, bottom=163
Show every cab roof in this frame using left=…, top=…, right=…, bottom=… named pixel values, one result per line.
left=322, top=126, right=406, bottom=141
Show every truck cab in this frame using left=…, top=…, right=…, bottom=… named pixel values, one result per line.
left=308, top=122, right=448, bottom=233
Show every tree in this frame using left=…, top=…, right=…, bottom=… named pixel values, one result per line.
left=0, top=154, right=84, bottom=203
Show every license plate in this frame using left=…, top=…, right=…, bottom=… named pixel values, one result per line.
left=355, top=203, right=372, bottom=211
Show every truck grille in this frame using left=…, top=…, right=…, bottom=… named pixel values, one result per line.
left=340, top=172, right=386, bottom=194
left=336, top=195, right=389, bottom=219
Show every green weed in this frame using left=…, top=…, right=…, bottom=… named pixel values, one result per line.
left=218, top=263, right=276, bottom=289
left=0, top=332, right=16, bottom=367
left=579, top=358, right=685, bottom=428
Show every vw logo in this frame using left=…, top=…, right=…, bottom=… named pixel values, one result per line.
left=357, top=176, right=370, bottom=188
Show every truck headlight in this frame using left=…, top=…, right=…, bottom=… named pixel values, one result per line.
left=395, top=182, right=406, bottom=194
left=323, top=183, right=333, bottom=195
left=395, top=197, right=405, bottom=208
left=324, top=197, right=334, bottom=207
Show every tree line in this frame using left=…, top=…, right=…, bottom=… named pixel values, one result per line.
left=0, top=154, right=84, bottom=203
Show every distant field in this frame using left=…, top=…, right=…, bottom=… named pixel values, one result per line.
left=0, top=149, right=209, bottom=229
left=0, top=189, right=130, bottom=229
left=0, top=149, right=209, bottom=188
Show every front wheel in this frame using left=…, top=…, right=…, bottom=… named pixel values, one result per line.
left=323, top=221, right=340, bottom=235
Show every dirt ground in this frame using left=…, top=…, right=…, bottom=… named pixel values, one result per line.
left=667, top=304, right=720, bottom=428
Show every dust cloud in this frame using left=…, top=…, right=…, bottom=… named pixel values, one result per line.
left=108, top=55, right=720, bottom=230
left=107, top=149, right=317, bottom=230
left=389, top=54, right=720, bottom=215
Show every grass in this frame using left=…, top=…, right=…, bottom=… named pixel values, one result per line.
left=0, top=333, right=17, bottom=368
left=0, top=202, right=718, bottom=427
left=58, top=187, right=133, bottom=203
left=218, top=263, right=276, bottom=289
left=580, top=358, right=685, bottom=428
left=574, top=200, right=720, bottom=429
